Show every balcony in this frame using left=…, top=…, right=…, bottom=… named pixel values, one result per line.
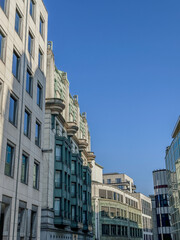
left=78, top=139, right=88, bottom=151
left=67, top=122, right=78, bottom=137
left=45, top=98, right=65, bottom=115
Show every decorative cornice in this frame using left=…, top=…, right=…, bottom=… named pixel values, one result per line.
left=78, top=139, right=88, bottom=152
left=87, top=151, right=96, bottom=162
left=45, top=98, right=65, bottom=115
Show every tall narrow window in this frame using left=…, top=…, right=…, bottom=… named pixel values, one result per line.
left=26, top=69, right=33, bottom=96
left=0, top=81, right=3, bottom=114
left=55, top=171, right=61, bottom=188
left=28, top=31, right=34, bottom=56
left=21, top=154, right=28, bottom=184
left=71, top=183, right=76, bottom=197
left=0, top=30, right=6, bottom=62
left=55, top=145, right=61, bottom=161
left=30, top=206, right=38, bottom=239
left=5, top=143, right=14, bottom=177
left=15, top=9, right=22, bottom=37
left=12, top=50, right=20, bottom=80
left=17, top=202, right=27, bottom=239
left=71, top=206, right=76, bottom=221
left=24, top=109, right=31, bottom=138
left=54, top=198, right=61, bottom=216
left=38, top=49, right=43, bottom=70
left=29, top=0, right=35, bottom=20
left=37, top=83, right=42, bottom=108
left=39, top=15, right=44, bottom=38
left=33, top=161, right=39, bottom=189
left=35, top=121, right=41, bottom=147
left=9, top=95, right=17, bottom=126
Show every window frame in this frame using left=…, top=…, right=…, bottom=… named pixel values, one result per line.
left=26, top=67, right=33, bottom=97
left=38, top=48, right=43, bottom=71
left=15, top=7, right=23, bottom=38
left=36, top=82, right=42, bottom=108
left=0, top=27, right=7, bottom=63
left=21, top=153, right=29, bottom=184
left=24, top=107, right=31, bottom=139
left=9, top=93, right=18, bottom=127
left=0, top=0, right=9, bottom=16
left=29, top=0, right=35, bottom=21
left=33, top=160, right=39, bottom=190
left=12, top=48, right=21, bottom=81
left=39, top=14, right=44, bottom=39
left=35, top=120, right=41, bottom=147
left=5, top=141, right=15, bottom=177
left=0, top=79, right=3, bottom=114
left=28, top=30, right=34, bottom=57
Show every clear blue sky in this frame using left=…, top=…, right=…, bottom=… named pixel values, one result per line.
left=44, top=0, right=180, bottom=196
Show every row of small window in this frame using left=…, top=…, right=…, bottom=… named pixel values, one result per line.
left=102, top=224, right=142, bottom=238
left=143, top=234, right=153, bottom=240
left=9, top=94, right=42, bottom=146
left=0, top=196, right=38, bottom=239
left=106, top=178, right=121, bottom=184
left=5, top=142, right=40, bottom=189
left=54, top=199, right=90, bottom=224
left=126, top=197, right=138, bottom=209
left=99, top=189, right=123, bottom=203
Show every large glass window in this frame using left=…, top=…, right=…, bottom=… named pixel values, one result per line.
left=21, top=154, right=28, bottom=184
left=157, top=214, right=170, bottom=227
left=24, top=109, right=31, bottom=138
left=5, top=143, right=14, bottom=177
left=55, top=171, right=61, bottom=188
left=26, top=69, right=33, bottom=96
left=33, top=161, right=39, bottom=189
left=54, top=198, right=61, bottom=216
left=9, top=95, right=17, bottom=126
left=12, top=50, right=20, bottom=79
left=37, top=83, right=42, bottom=108
left=15, top=9, right=22, bottom=36
left=35, top=121, right=41, bottom=147
left=102, top=224, right=109, bottom=235
left=55, top=145, right=61, bottom=161
left=29, top=0, right=35, bottom=19
left=71, top=205, right=76, bottom=221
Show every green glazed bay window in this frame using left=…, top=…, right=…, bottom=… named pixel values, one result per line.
left=55, top=170, right=62, bottom=188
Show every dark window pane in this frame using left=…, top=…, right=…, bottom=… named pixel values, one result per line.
left=54, top=199, right=60, bottom=216
left=35, top=122, right=40, bottom=146
left=24, top=110, right=30, bottom=137
left=37, top=84, right=42, bottom=107
left=28, top=32, right=33, bottom=55
left=33, top=162, right=39, bottom=189
left=9, top=95, right=17, bottom=125
left=15, top=10, right=21, bottom=35
left=0, top=0, right=6, bottom=12
left=26, top=70, right=32, bottom=95
left=12, top=51, right=20, bottom=79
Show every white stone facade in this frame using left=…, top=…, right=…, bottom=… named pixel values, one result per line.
left=0, top=0, right=48, bottom=239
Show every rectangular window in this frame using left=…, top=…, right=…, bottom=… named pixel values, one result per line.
left=15, top=8, right=22, bottom=37
left=12, top=50, right=20, bottom=80
left=0, top=30, right=6, bottom=62
left=29, top=0, right=35, bottom=20
left=71, top=160, right=75, bottom=174
left=54, top=198, right=61, bottom=216
left=55, top=171, right=61, bottom=188
left=71, top=183, right=76, bottom=197
left=0, top=0, right=7, bottom=13
left=38, top=49, right=43, bottom=70
left=5, top=143, right=14, bottom=177
left=17, top=201, right=27, bottom=239
left=28, top=31, right=34, bottom=56
left=55, top=145, right=62, bottom=161
left=37, top=83, right=42, bottom=108
left=24, top=109, right=31, bottom=138
left=9, top=95, right=17, bottom=126
left=30, top=206, right=38, bottom=239
left=21, top=154, right=28, bottom=184
left=33, top=161, right=39, bottom=189
left=39, top=15, right=44, bottom=37
left=35, top=121, right=41, bottom=147
left=102, top=224, right=109, bottom=235
left=0, top=196, right=11, bottom=239
left=107, top=179, right=111, bottom=184
left=26, top=69, right=33, bottom=96
left=71, top=205, right=76, bottom=221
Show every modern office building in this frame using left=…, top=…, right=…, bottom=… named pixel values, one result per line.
left=103, top=173, right=136, bottom=193
left=151, top=169, right=172, bottom=240
left=165, top=117, right=180, bottom=240
left=0, top=0, right=48, bottom=239
left=91, top=165, right=153, bottom=240
left=40, top=43, right=93, bottom=240
left=133, top=193, right=153, bottom=240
